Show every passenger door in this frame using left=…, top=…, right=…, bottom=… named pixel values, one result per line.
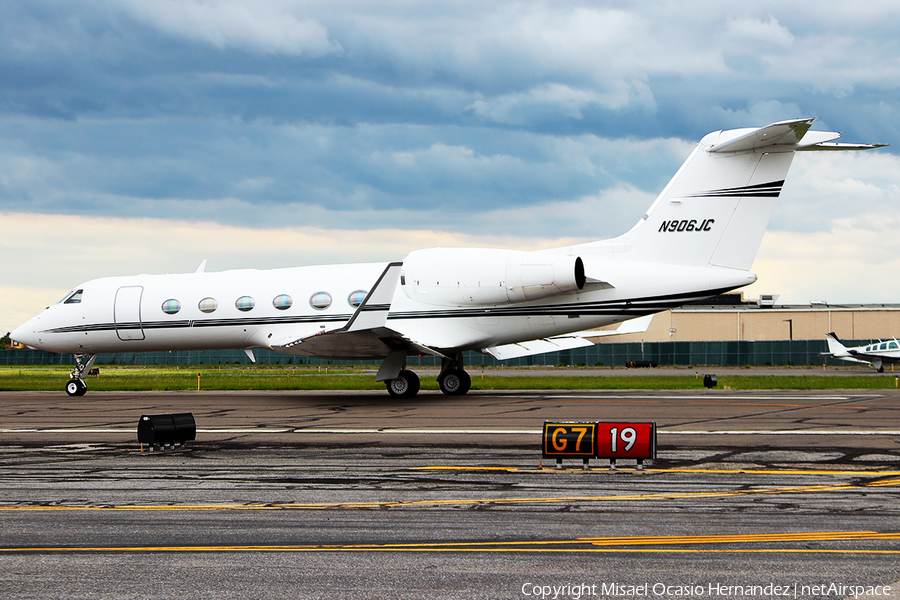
left=114, top=286, right=145, bottom=341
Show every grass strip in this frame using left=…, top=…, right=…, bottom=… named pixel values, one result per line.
left=1, top=366, right=898, bottom=391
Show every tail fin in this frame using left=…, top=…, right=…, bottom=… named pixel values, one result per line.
left=613, top=119, right=885, bottom=270
left=825, top=331, right=851, bottom=357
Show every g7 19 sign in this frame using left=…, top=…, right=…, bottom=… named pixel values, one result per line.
left=542, top=421, right=657, bottom=461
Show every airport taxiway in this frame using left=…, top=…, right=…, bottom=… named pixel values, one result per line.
left=2, top=388, right=900, bottom=599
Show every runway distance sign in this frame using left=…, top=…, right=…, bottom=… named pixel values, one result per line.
left=596, top=422, right=657, bottom=460
left=542, top=422, right=597, bottom=458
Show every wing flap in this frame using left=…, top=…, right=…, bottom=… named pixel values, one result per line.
left=483, top=336, right=595, bottom=361
left=483, top=314, right=654, bottom=360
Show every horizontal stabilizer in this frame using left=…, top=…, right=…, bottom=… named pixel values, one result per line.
left=708, top=118, right=815, bottom=153
left=708, top=118, right=887, bottom=153
left=798, top=142, right=890, bottom=152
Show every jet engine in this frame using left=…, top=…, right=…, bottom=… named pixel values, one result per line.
left=400, top=248, right=585, bottom=306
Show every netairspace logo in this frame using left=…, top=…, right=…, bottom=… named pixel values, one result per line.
left=519, top=581, right=893, bottom=599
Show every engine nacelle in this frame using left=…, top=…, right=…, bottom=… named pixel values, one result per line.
left=401, top=248, right=585, bottom=306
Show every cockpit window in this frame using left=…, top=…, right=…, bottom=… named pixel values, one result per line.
left=63, top=290, right=83, bottom=304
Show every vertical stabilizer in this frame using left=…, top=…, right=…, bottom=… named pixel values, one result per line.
left=825, top=332, right=851, bottom=357
left=607, top=119, right=884, bottom=271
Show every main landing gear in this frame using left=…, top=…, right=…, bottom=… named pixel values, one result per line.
left=437, top=368, right=471, bottom=396
left=383, top=354, right=472, bottom=399
left=65, top=353, right=96, bottom=397
left=386, top=369, right=420, bottom=398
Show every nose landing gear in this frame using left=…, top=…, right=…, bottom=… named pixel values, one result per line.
left=66, top=353, right=96, bottom=397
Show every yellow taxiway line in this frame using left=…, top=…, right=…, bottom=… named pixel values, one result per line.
left=3, top=531, right=900, bottom=554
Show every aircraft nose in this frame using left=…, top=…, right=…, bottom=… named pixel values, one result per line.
left=10, top=319, right=39, bottom=349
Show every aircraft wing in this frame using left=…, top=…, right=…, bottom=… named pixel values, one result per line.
left=277, top=325, right=446, bottom=360
left=819, top=352, right=870, bottom=365
left=844, top=350, right=900, bottom=364
left=483, top=335, right=595, bottom=361
left=583, top=314, right=653, bottom=338
left=270, top=262, right=448, bottom=360
left=483, top=314, right=653, bottom=360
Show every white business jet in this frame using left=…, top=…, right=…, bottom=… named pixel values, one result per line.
left=822, top=332, right=900, bottom=372
left=11, top=118, right=884, bottom=397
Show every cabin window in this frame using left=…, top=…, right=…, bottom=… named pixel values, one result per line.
left=891, top=342, right=899, bottom=350
left=348, top=290, right=368, bottom=308
left=161, top=299, right=181, bottom=315
left=273, top=294, right=293, bottom=310
left=881, top=343, right=888, bottom=350
left=198, top=298, right=218, bottom=313
left=235, top=296, right=256, bottom=312
left=63, top=289, right=83, bottom=304
left=310, top=291, right=332, bottom=310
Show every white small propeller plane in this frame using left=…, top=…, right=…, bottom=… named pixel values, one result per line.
left=822, top=332, right=900, bottom=372
left=11, top=118, right=885, bottom=397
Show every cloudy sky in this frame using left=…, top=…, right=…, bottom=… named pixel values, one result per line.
left=3, top=0, right=900, bottom=335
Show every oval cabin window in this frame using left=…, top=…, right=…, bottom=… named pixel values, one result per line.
left=273, top=294, right=293, bottom=310
left=161, top=299, right=181, bottom=315
left=235, top=296, right=256, bottom=312
left=198, top=298, right=218, bottom=313
left=309, top=291, right=332, bottom=310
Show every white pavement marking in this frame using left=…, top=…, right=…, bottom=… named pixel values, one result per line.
left=2, top=428, right=900, bottom=436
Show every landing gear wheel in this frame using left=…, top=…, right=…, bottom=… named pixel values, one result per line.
left=66, top=378, right=87, bottom=397
left=66, top=354, right=96, bottom=397
left=386, top=370, right=420, bottom=398
left=438, top=369, right=471, bottom=396
left=878, top=366, right=885, bottom=373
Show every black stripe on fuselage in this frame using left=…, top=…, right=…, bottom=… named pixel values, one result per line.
left=43, top=314, right=352, bottom=335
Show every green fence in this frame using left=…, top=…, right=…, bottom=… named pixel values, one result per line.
left=0, top=339, right=862, bottom=368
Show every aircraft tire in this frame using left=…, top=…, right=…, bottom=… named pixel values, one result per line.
left=438, top=369, right=471, bottom=396
left=386, top=370, right=420, bottom=398
left=66, top=378, right=87, bottom=397
left=878, top=366, right=885, bottom=373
